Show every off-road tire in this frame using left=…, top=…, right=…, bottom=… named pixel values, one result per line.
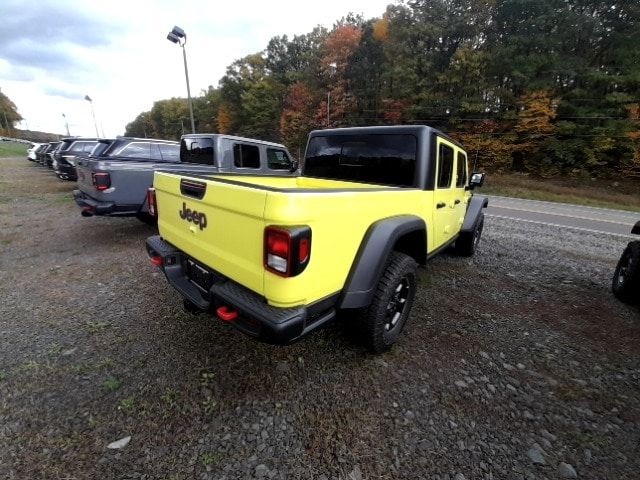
left=456, top=214, right=484, bottom=257
left=357, top=251, right=418, bottom=353
left=612, top=240, right=640, bottom=304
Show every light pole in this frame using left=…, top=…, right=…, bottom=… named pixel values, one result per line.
left=167, top=26, right=196, bottom=134
left=62, top=113, right=70, bottom=136
left=326, top=62, right=337, bottom=128
left=84, top=95, right=100, bottom=137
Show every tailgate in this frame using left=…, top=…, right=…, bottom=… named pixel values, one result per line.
left=75, top=158, right=96, bottom=194
left=154, top=172, right=268, bottom=296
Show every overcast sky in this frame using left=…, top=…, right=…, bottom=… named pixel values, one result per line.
left=0, top=0, right=392, bottom=138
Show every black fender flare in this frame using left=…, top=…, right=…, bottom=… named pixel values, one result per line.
left=461, top=195, right=488, bottom=233
left=338, top=215, right=426, bottom=310
left=632, top=221, right=640, bottom=235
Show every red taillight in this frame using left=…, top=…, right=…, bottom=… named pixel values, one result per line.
left=298, top=238, right=310, bottom=263
left=92, top=172, right=110, bottom=191
left=150, top=255, right=163, bottom=267
left=147, top=188, right=157, bottom=217
left=264, top=226, right=311, bottom=277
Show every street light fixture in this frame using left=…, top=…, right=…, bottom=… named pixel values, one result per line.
left=166, top=25, right=196, bottom=134
left=84, top=95, right=100, bottom=137
left=62, top=113, right=70, bottom=136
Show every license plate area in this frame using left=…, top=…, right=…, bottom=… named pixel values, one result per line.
left=183, top=257, right=214, bottom=292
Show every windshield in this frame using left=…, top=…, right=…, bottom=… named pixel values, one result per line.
left=304, top=134, right=417, bottom=187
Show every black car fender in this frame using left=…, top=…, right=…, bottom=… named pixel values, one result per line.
left=461, top=195, right=488, bottom=233
left=632, top=221, right=640, bottom=235
left=338, top=215, right=426, bottom=310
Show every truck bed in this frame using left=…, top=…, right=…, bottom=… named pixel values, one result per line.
left=154, top=172, right=431, bottom=308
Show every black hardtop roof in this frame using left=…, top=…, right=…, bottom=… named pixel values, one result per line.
left=181, top=133, right=287, bottom=149
left=308, top=125, right=464, bottom=150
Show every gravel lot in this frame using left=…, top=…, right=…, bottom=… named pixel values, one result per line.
left=1, top=157, right=639, bottom=480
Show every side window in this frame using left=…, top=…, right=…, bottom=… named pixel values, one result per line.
left=456, top=152, right=467, bottom=188
left=159, top=144, right=180, bottom=161
left=233, top=144, right=260, bottom=169
left=437, top=143, right=454, bottom=189
left=267, top=148, right=291, bottom=170
left=117, top=142, right=161, bottom=159
left=180, top=138, right=214, bottom=164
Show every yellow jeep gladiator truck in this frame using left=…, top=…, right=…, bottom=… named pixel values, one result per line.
left=146, top=126, right=487, bottom=352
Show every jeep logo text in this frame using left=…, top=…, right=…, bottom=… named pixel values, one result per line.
left=179, top=202, right=207, bottom=230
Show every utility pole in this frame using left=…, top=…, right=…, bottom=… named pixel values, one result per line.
left=62, top=113, right=70, bottom=136
left=327, top=91, right=330, bottom=128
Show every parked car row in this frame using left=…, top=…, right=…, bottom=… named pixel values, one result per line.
left=28, top=133, right=298, bottom=226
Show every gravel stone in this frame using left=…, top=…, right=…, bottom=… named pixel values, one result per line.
left=558, top=462, right=578, bottom=478
left=526, top=444, right=547, bottom=465
left=1, top=160, right=639, bottom=480
left=254, top=464, right=268, bottom=478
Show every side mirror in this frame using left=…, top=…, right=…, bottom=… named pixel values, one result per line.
left=289, top=159, right=299, bottom=173
left=469, top=172, right=485, bottom=189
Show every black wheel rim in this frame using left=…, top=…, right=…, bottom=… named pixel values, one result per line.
left=384, top=277, right=410, bottom=331
left=616, top=254, right=631, bottom=287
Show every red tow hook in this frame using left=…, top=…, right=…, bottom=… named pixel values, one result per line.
left=216, top=306, right=238, bottom=322
left=150, top=255, right=163, bottom=267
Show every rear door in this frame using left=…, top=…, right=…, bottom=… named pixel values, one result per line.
left=432, top=138, right=458, bottom=248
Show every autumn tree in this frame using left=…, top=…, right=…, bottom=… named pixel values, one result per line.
left=0, top=89, right=22, bottom=133
left=280, top=82, right=316, bottom=158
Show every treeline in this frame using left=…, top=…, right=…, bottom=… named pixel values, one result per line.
left=0, top=88, right=22, bottom=136
left=125, top=0, right=640, bottom=177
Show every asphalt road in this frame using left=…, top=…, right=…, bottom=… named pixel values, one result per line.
left=486, top=195, right=638, bottom=237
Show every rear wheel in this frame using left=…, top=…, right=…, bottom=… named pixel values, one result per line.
left=456, top=214, right=484, bottom=257
left=612, top=241, right=640, bottom=304
left=357, top=251, right=417, bottom=353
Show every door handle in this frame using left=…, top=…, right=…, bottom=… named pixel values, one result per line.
left=454, top=199, right=461, bottom=205
left=436, top=202, right=446, bottom=209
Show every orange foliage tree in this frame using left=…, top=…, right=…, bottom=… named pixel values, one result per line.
left=280, top=82, right=317, bottom=158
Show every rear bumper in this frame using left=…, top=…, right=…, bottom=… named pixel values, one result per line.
left=73, top=189, right=138, bottom=216
left=145, top=235, right=335, bottom=344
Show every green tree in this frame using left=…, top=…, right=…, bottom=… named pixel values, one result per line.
left=0, top=89, right=22, bottom=132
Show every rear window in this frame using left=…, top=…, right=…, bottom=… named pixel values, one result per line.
left=59, top=140, right=75, bottom=152
left=180, top=138, right=214, bottom=164
left=69, top=141, right=97, bottom=154
left=304, top=134, right=417, bottom=187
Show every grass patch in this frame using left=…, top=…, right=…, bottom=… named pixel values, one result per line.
left=201, top=452, right=222, bottom=466
left=483, top=174, right=640, bottom=212
left=54, top=192, right=74, bottom=204
left=118, top=396, right=136, bottom=413
left=85, top=321, right=111, bottom=333
left=0, top=371, right=6, bottom=381
left=103, top=377, right=122, bottom=392
left=0, top=142, right=28, bottom=158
